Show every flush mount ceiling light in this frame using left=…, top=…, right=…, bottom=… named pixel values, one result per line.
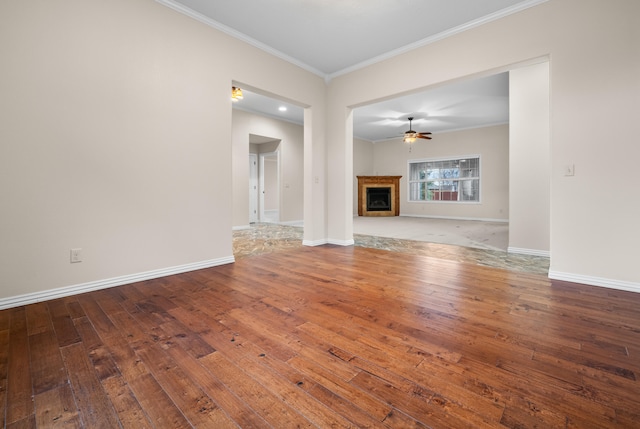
left=278, top=106, right=287, bottom=112
left=231, top=86, right=243, bottom=102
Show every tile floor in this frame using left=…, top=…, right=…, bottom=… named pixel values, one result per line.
left=233, top=223, right=550, bottom=275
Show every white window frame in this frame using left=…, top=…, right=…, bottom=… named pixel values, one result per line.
left=407, top=155, right=481, bottom=203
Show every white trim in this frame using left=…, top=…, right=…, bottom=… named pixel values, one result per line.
left=328, top=239, right=355, bottom=246
left=398, top=214, right=508, bottom=223
left=234, top=222, right=303, bottom=230
left=155, top=0, right=326, bottom=78
left=235, top=105, right=305, bottom=127
left=155, top=0, right=548, bottom=81
left=407, top=155, right=482, bottom=204
left=328, top=0, right=549, bottom=80
left=407, top=200, right=482, bottom=206
left=0, top=257, right=235, bottom=310
left=548, top=271, right=640, bottom=294
left=508, top=247, right=550, bottom=258
left=368, top=121, right=509, bottom=143
left=233, top=225, right=252, bottom=231
left=278, top=220, right=304, bottom=227
left=303, top=239, right=328, bottom=247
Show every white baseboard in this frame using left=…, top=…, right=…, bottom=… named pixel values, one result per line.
left=328, top=238, right=355, bottom=246
left=303, top=238, right=355, bottom=247
left=233, top=221, right=303, bottom=230
left=0, top=256, right=235, bottom=310
left=278, top=220, right=304, bottom=227
left=548, top=270, right=640, bottom=294
left=508, top=247, right=550, bottom=258
left=303, top=239, right=328, bottom=247
left=232, top=225, right=252, bottom=231
left=398, top=214, right=509, bottom=223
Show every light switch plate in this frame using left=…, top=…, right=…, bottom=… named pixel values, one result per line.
left=70, top=248, right=83, bottom=263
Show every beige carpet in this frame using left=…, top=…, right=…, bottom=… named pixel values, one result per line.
left=352, top=216, right=508, bottom=251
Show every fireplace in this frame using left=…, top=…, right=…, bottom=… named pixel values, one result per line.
left=367, top=187, right=391, bottom=211
left=357, top=176, right=401, bottom=216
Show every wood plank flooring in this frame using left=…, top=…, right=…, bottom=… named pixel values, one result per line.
left=2, top=244, right=640, bottom=428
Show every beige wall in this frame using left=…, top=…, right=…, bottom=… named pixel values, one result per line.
left=509, top=62, right=550, bottom=255
left=251, top=141, right=280, bottom=154
left=370, top=125, right=509, bottom=220
left=263, top=158, right=279, bottom=211
left=352, top=138, right=375, bottom=214
left=327, top=0, right=640, bottom=289
left=0, top=0, right=324, bottom=305
left=232, top=110, right=304, bottom=227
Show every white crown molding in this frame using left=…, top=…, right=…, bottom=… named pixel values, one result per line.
left=508, top=247, right=550, bottom=258
left=233, top=105, right=304, bottom=127
left=0, top=257, right=235, bottom=310
left=328, top=0, right=549, bottom=80
left=368, top=121, right=510, bottom=143
left=549, top=270, right=640, bottom=294
left=157, top=0, right=547, bottom=82
left=155, top=0, right=326, bottom=78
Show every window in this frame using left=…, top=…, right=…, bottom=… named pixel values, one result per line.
left=408, top=156, right=480, bottom=202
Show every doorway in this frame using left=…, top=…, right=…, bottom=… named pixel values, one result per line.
left=231, top=86, right=305, bottom=233
left=351, top=63, right=549, bottom=256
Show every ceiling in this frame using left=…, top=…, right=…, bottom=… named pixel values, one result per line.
left=160, top=0, right=541, bottom=141
left=163, top=0, right=543, bottom=78
left=234, top=73, right=509, bottom=142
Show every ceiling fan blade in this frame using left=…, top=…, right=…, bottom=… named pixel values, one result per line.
left=417, top=135, right=432, bottom=140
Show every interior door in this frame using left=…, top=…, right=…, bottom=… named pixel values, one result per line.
left=249, top=154, right=258, bottom=223
left=259, top=151, right=279, bottom=222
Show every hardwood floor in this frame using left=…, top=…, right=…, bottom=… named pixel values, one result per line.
left=2, top=245, right=640, bottom=428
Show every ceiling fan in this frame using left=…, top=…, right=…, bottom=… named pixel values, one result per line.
left=403, top=117, right=432, bottom=143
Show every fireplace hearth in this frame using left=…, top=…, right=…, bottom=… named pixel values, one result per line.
left=357, top=176, right=401, bottom=216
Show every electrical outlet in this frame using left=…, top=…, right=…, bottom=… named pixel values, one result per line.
left=70, top=248, right=83, bottom=263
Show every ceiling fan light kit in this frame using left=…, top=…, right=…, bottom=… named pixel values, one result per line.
left=403, top=117, right=432, bottom=144
left=404, top=136, right=416, bottom=143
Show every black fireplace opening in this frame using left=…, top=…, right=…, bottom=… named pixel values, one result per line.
left=366, top=187, right=391, bottom=211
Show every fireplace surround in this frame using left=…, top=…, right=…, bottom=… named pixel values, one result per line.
left=357, top=176, right=401, bottom=216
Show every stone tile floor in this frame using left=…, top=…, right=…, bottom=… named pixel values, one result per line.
left=233, top=223, right=550, bottom=275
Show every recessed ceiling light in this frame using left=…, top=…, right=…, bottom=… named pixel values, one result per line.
left=278, top=106, right=287, bottom=112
